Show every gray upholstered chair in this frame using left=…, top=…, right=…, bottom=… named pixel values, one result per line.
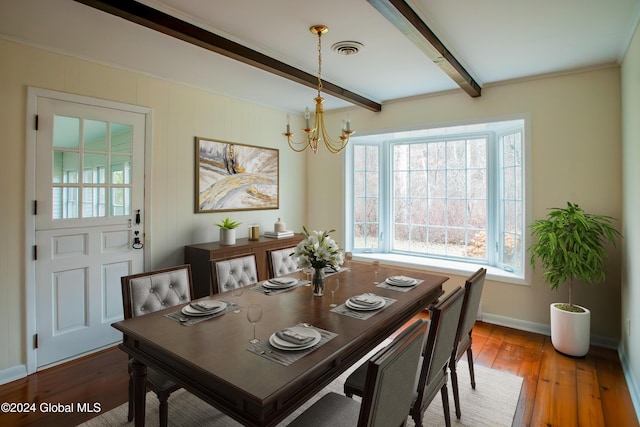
left=120, top=264, right=194, bottom=427
left=209, top=253, right=258, bottom=294
left=450, top=267, right=487, bottom=419
left=288, top=319, right=427, bottom=427
left=267, top=246, right=300, bottom=278
left=344, top=287, right=465, bottom=427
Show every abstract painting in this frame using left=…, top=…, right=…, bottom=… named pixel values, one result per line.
left=195, top=137, right=279, bottom=213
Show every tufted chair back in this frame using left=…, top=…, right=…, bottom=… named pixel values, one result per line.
left=267, top=246, right=300, bottom=278
left=121, top=265, right=194, bottom=319
left=210, top=254, right=258, bottom=294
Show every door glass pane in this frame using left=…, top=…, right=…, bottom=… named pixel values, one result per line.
left=53, top=151, right=79, bottom=184
left=83, top=154, right=107, bottom=184
left=82, top=187, right=107, bottom=218
left=111, top=155, right=131, bottom=184
left=111, top=123, right=132, bottom=153
left=53, top=116, right=80, bottom=149
left=53, top=187, right=79, bottom=219
left=111, top=188, right=130, bottom=216
left=83, top=120, right=107, bottom=151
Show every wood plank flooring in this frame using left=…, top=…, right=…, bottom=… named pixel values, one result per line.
left=0, top=321, right=637, bottom=427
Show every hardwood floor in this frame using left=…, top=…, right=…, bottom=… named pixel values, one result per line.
left=0, top=321, right=637, bottom=427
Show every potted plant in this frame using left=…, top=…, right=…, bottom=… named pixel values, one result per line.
left=529, top=202, right=620, bottom=357
left=215, top=217, right=241, bottom=245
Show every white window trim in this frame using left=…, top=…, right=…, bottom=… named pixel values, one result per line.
left=344, top=114, right=533, bottom=286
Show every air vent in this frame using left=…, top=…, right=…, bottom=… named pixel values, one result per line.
left=331, top=41, right=364, bottom=56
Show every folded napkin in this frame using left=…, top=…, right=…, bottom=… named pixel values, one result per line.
left=351, top=295, right=381, bottom=306
left=189, top=301, right=217, bottom=312
left=388, top=275, right=414, bottom=283
left=275, top=328, right=314, bottom=345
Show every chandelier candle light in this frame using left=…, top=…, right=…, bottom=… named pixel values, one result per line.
left=284, top=25, right=355, bottom=154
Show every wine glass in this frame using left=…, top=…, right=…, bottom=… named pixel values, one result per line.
left=303, top=267, right=314, bottom=286
left=329, top=277, right=340, bottom=307
left=372, top=260, right=381, bottom=285
left=231, top=286, right=244, bottom=313
left=247, top=304, right=262, bottom=344
left=344, top=252, right=353, bottom=270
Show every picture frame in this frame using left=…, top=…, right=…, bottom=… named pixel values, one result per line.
left=195, top=137, right=279, bottom=213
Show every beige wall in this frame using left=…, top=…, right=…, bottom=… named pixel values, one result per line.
left=621, top=21, right=640, bottom=409
left=316, top=67, right=623, bottom=343
left=0, top=38, right=306, bottom=375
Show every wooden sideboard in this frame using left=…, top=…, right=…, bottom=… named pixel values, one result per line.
left=184, top=234, right=303, bottom=298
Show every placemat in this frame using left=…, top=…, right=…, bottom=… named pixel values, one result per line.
left=247, top=324, right=337, bottom=366
left=330, top=296, right=397, bottom=320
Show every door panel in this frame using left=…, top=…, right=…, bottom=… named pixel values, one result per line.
left=35, top=96, right=145, bottom=368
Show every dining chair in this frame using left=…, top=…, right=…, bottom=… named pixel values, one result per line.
left=344, top=287, right=465, bottom=427
left=209, top=253, right=258, bottom=294
left=266, top=246, right=300, bottom=278
left=449, top=267, right=487, bottom=419
left=288, top=319, right=427, bottom=427
left=120, top=264, right=194, bottom=427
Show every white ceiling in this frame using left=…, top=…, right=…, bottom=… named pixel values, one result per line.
left=1, top=0, right=639, bottom=113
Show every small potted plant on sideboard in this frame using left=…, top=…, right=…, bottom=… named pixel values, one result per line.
left=215, top=217, right=242, bottom=245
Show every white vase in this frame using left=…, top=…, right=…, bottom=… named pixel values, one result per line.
left=550, top=303, right=591, bottom=357
left=219, top=228, right=236, bottom=245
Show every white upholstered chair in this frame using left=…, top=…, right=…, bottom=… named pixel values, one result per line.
left=267, top=246, right=300, bottom=278
left=120, top=264, right=194, bottom=427
left=209, top=253, right=258, bottom=294
left=288, top=319, right=427, bottom=427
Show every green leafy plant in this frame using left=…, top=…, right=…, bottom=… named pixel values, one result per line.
left=529, top=202, right=620, bottom=310
left=215, top=217, right=241, bottom=229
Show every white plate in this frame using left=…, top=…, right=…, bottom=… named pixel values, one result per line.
left=181, top=300, right=227, bottom=317
left=385, top=276, right=418, bottom=287
left=269, top=327, right=321, bottom=350
left=263, top=278, right=298, bottom=289
left=346, top=295, right=386, bottom=311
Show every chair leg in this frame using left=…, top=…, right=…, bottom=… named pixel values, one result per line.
left=450, top=360, right=462, bottom=419
left=467, top=347, right=476, bottom=389
left=157, top=391, right=170, bottom=427
left=441, top=384, right=452, bottom=427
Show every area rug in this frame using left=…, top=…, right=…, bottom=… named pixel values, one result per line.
left=79, top=358, right=522, bottom=427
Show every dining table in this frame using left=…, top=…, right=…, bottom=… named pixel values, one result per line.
left=112, top=261, right=448, bottom=427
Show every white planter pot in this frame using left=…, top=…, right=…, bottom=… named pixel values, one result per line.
left=550, top=303, right=591, bottom=357
left=219, top=228, right=236, bottom=245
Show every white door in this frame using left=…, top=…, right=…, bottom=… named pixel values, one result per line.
left=34, top=97, right=145, bottom=367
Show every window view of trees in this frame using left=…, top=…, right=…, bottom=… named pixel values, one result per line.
left=348, top=120, right=525, bottom=274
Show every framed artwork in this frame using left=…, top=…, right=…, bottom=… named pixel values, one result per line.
left=195, top=137, right=279, bottom=213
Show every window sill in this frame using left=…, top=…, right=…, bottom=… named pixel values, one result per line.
left=352, top=253, right=528, bottom=286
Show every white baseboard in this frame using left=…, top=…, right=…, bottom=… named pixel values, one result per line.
left=0, top=364, right=27, bottom=386
left=618, top=344, right=640, bottom=424
left=481, top=313, right=619, bottom=349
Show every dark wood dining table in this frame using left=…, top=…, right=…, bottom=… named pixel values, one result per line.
left=112, top=261, right=447, bottom=427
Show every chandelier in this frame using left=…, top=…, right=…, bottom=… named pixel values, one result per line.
left=284, top=25, right=355, bottom=154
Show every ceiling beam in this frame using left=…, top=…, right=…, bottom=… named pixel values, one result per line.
left=368, top=0, right=481, bottom=97
left=73, top=0, right=382, bottom=112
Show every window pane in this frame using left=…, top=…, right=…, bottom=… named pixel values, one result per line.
left=53, top=151, right=79, bottom=184
left=111, top=123, right=133, bottom=153
left=53, top=116, right=79, bottom=149
left=83, top=154, right=107, bottom=184
left=111, top=187, right=130, bottom=216
left=84, top=120, right=107, bottom=152
left=111, top=155, right=131, bottom=185
left=52, top=187, right=79, bottom=219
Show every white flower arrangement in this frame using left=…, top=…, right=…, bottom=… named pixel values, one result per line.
left=292, top=226, right=344, bottom=269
